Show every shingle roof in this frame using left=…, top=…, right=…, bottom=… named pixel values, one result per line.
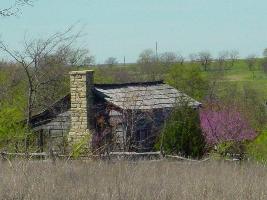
left=29, top=81, right=201, bottom=128
left=94, top=81, right=201, bottom=110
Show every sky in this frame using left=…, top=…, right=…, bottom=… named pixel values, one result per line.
left=1, top=0, right=267, bottom=64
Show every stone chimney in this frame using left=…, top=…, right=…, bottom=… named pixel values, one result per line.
left=68, top=70, right=94, bottom=145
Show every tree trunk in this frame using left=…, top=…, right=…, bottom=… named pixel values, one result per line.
left=24, top=66, right=34, bottom=153
left=25, top=87, right=33, bottom=153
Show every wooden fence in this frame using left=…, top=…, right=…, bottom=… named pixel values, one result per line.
left=0, top=151, right=213, bottom=162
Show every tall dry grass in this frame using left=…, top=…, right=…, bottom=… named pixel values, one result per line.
left=0, top=160, right=266, bottom=200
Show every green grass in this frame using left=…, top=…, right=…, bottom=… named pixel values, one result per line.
left=197, top=59, right=267, bottom=98
left=248, top=130, right=267, bottom=163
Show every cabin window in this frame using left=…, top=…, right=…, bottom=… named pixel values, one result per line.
left=136, top=128, right=150, bottom=143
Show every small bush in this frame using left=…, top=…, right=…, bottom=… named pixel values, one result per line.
left=155, top=102, right=206, bottom=158
left=247, top=130, right=267, bottom=163
left=70, top=134, right=91, bottom=158
left=210, top=141, right=247, bottom=159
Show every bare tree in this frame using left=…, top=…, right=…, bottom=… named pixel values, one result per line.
left=246, top=54, right=257, bottom=71
left=91, top=90, right=155, bottom=154
left=217, top=51, right=229, bottom=71
left=263, top=48, right=267, bottom=58
left=188, top=53, right=198, bottom=63
left=0, top=26, right=82, bottom=151
left=245, top=54, right=257, bottom=79
left=137, top=49, right=156, bottom=64
left=159, top=52, right=177, bottom=66
left=82, top=55, right=95, bottom=66
left=229, top=50, right=239, bottom=67
left=0, top=0, right=33, bottom=16
left=262, top=49, right=267, bottom=74
left=105, top=57, right=118, bottom=67
left=198, top=51, right=212, bottom=71
left=159, top=52, right=184, bottom=66
left=137, top=49, right=162, bottom=81
left=177, top=53, right=185, bottom=65
left=90, top=85, right=173, bottom=154
left=56, top=46, right=95, bottom=67
left=109, top=88, right=167, bottom=152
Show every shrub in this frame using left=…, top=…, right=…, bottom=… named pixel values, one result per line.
left=155, top=102, right=206, bottom=158
left=247, top=130, right=267, bottom=163
left=211, top=141, right=247, bottom=159
left=70, top=134, right=91, bottom=158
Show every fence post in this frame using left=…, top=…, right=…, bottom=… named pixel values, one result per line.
left=1, top=151, right=7, bottom=162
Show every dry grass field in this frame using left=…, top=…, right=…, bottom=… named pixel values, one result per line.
left=0, top=160, right=266, bottom=200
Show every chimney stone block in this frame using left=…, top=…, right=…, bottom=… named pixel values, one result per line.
left=68, top=70, right=94, bottom=146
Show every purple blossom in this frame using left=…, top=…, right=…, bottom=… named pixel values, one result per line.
left=200, top=105, right=257, bottom=145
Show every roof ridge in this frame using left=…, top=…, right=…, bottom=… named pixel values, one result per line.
left=94, top=80, right=164, bottom=88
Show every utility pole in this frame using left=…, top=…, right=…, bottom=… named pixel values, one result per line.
left=124, top=56, right=126, bottom=66
left=156, top=42, right=158, bottom=56
left=156, top=41, right=158, bottom=61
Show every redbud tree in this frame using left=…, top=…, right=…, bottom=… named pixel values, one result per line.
left=199, top=102, right=257, bottom=145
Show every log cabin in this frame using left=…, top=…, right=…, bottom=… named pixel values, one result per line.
left=30, top=70, right=201, bottom=153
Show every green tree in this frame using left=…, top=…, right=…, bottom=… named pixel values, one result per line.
left=166, top=64, right=208, bottom=100
left=156, top=102, right=206, bottom=158
left=0, top=104, right=26, bottom=152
